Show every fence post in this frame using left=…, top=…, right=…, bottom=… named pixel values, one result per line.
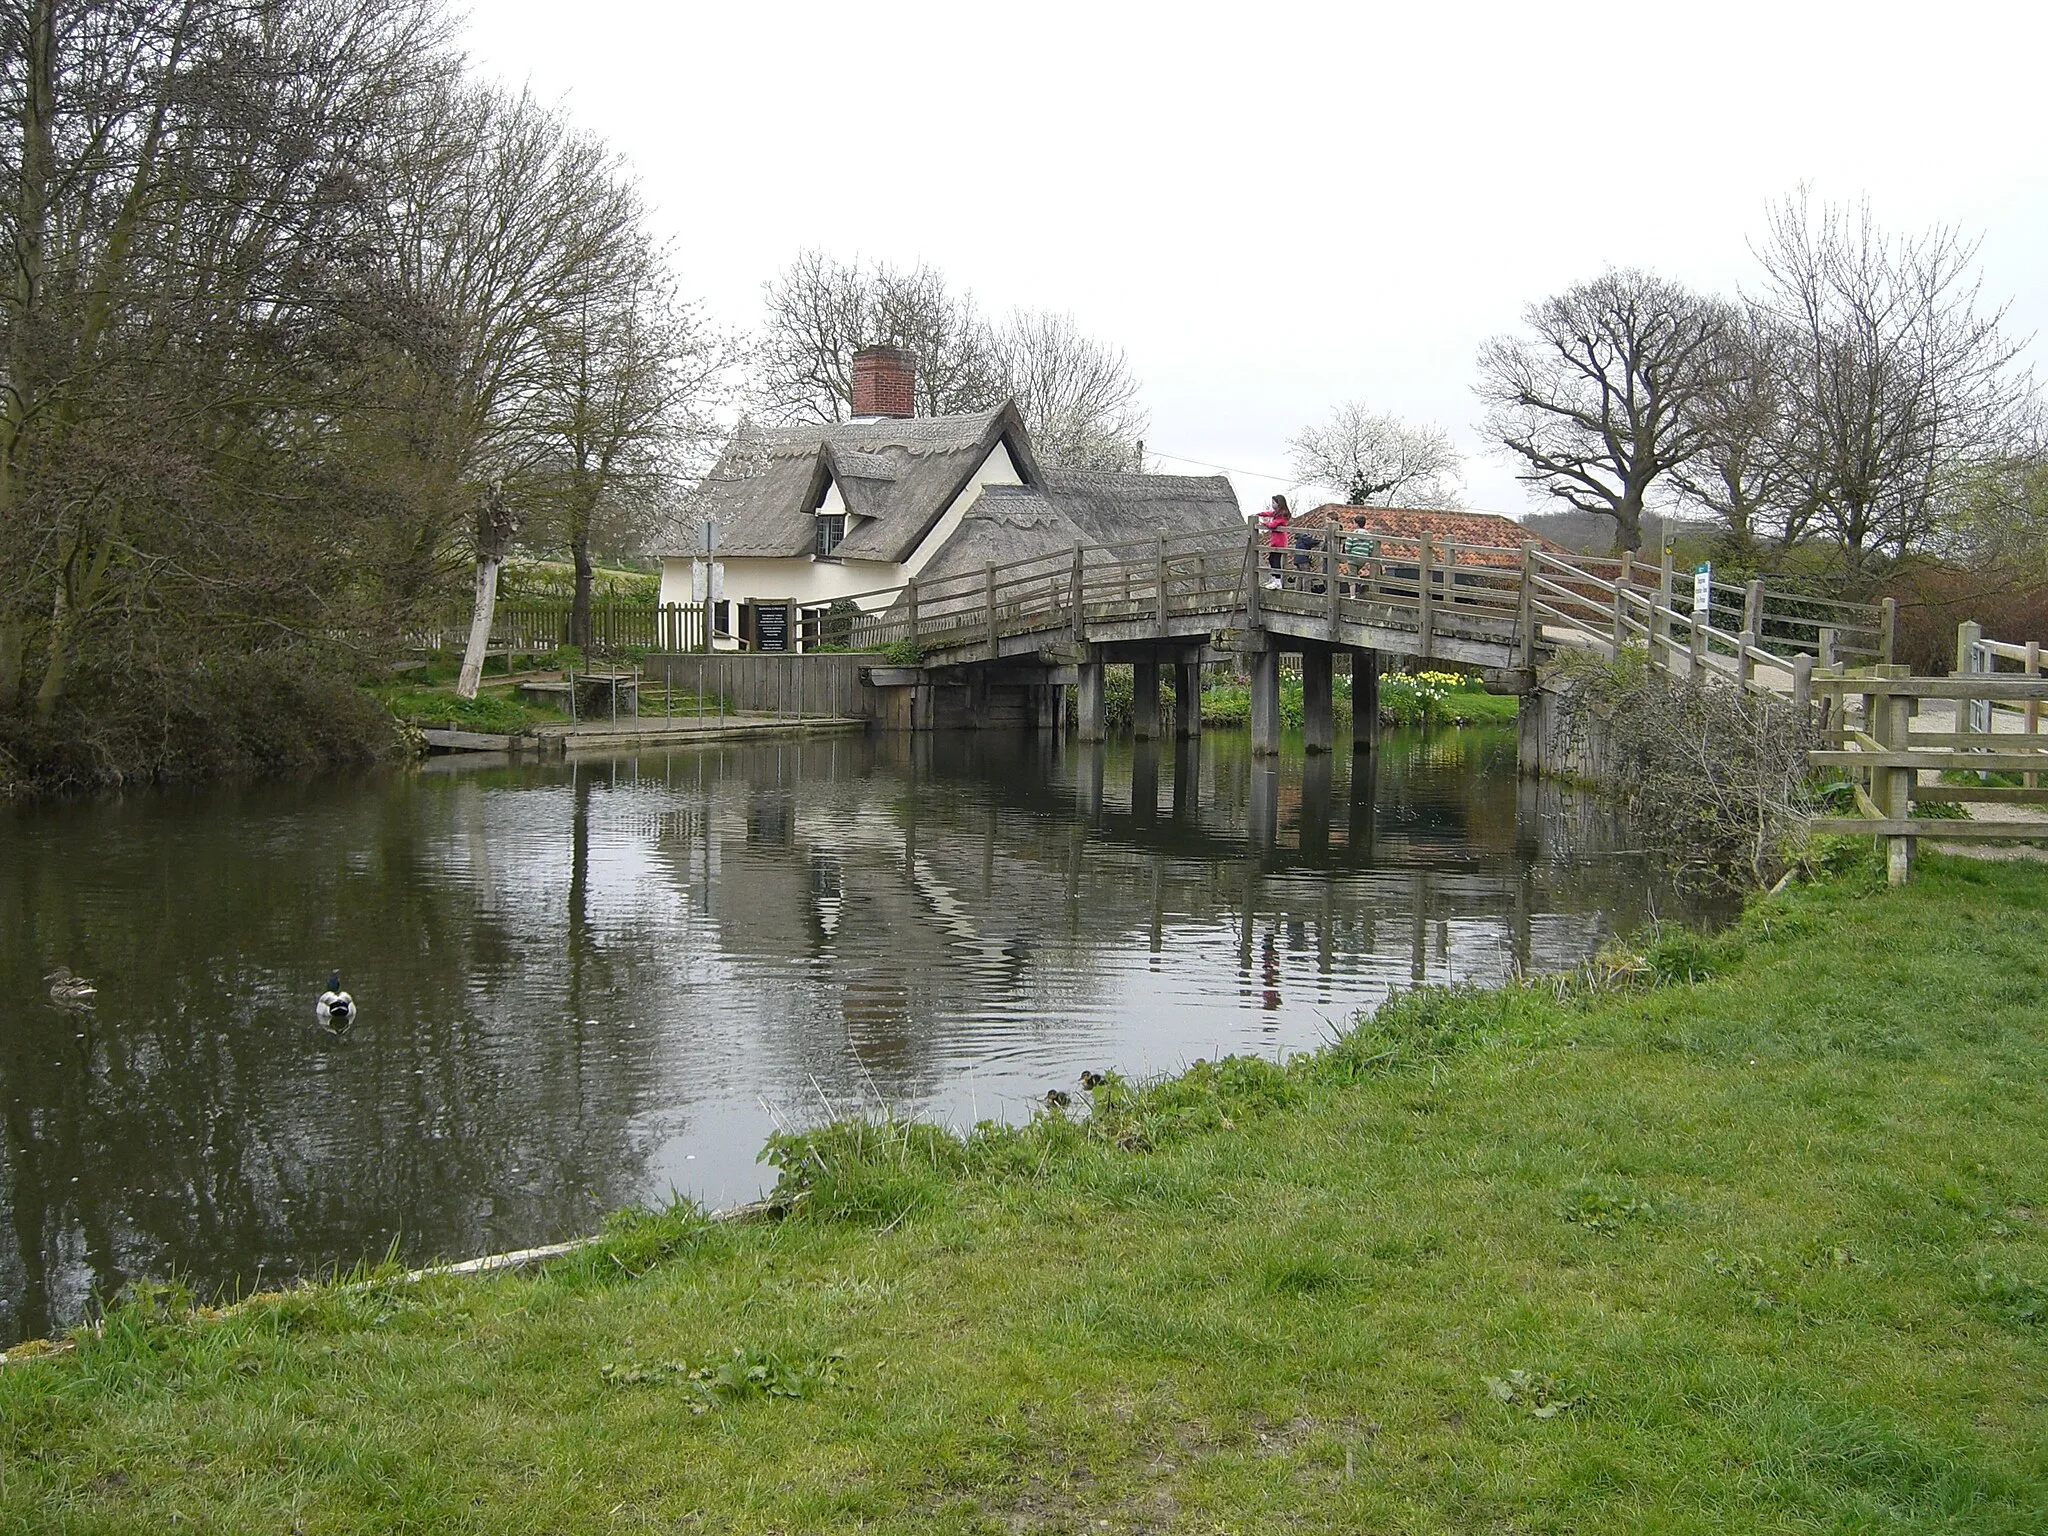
left=1418, top=534, right=1435, bottom=659
left=2028, top=639, right=2042, bottom=788
left=1880, top=596, right=1897, bottom=666
left=1611, top=577, right=1627, bottom=655
left=1956, top=619, right=1982, bottom=741
left=1791, top=652, right=1814, bottom=723
left=1819, top=626, right=1839, bottom=668
left=1742, top=579, right=1763, bottom=640
left=1687, top=624, right=1705, bottom=686
left=1885, top=688, right=1914, bottom=885
left=1736, top=629, right=1756, bottom=692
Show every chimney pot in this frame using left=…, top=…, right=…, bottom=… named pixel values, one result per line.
left=851, top=345, right=917, bottom=419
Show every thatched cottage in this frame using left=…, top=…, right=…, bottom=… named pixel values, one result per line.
left=659, top=346, right=1244, bottom=650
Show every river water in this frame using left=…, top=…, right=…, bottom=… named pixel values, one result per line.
left=0, top=726, right=1712, bottom=1343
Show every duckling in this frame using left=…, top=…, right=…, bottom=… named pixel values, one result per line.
left=1043, top=1088, right=1071, bottom=1109
left=45, top=968, right=97, bottom=1008
left=316, top=972, right=356, bottom=1032
left=1079, top=1070, right=1106, bottom=1091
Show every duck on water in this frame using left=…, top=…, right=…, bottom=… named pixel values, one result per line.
left=317, top=973, right=356, bottom=1032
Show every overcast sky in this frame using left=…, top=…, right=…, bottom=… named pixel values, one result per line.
left=460, top=0, right=2048, bottom=518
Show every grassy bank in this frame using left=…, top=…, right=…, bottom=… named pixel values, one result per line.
left=5, top=853, right=2047, bottom=1531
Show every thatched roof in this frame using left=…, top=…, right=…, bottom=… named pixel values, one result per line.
left=914, top=471, right=1245, bottom=584
left=680, top=404, right=1041, bottom=562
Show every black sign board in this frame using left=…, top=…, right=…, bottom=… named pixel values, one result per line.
left=755, top=603, right=789, bottom=653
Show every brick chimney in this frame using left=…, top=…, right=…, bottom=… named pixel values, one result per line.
left=851, top=345, right=916, bottom=419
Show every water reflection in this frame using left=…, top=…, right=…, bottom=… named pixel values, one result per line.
left=0, top=727, right=1709, bottom=1343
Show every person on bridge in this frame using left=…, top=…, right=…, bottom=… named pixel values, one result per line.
left=1259, top=495, right=1291, bottom=588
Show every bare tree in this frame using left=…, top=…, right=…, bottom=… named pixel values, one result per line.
left=0, top=0, right=452, bottom=722
left=529, top=245, right=729, bottom=650
left=1477, top=270, right=1731, bottom=553
left=754, top=251, right=1002, bottom=423
left=990, top=309, right=1147, bottom=470
left=1748, top=193, right=2031, bottom=584
left=1672, top=306, right=1809, bottom=556
left=1288, top=403, right=1463, bottom=507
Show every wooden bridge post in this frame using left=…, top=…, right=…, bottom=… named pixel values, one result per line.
left=1244, top=524, right=1262, bottom=628
left=1155, top=532, right=1169, bottom=632
left=1657, top=542, right=1675, bottom=657
left=1517, top=542, right=1536, bottom=666
left=1069, top=545, right=1085, bottom=640
left=905, top=579, right=920, bottom=646
left=1418, top=534, right=1436, bottom=660
left=1302, top=648, right=1334, bottom=754
left=1352, top=650, right=1379, bottom=756
left=1324, top=532, right=1340, bottom=634
left=1175, top=659, right=1203, bottom=740
left=1249, top=646, right=1281, bottom=757
left=984, top=562, right=998, bottom=659
left=1132, top=662, right=1162, bottom=741
left=1076, top=660, right=1106, bottom=743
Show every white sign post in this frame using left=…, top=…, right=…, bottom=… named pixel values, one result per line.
left=1692, top=561, right=1712, bottom=620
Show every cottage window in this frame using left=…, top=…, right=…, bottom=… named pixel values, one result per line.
left=815, top=512, right=846, bottom=558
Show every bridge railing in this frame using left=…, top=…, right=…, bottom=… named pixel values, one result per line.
left=833, top=525, right=1256, bottom=658
left=1526, top=547, right=1889, bottom=691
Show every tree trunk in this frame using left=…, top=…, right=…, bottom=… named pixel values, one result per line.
left=571, top=528, right=593, bottom=654
left=0, top=618, right=22, bottom=710
left=456, top=554, right=503, bottom=700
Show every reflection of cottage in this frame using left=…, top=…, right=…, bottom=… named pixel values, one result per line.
left=659, top=347, right=1244, bottom=650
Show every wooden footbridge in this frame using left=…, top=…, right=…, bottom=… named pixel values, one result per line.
left=652, top=521, right=2045, bottom=882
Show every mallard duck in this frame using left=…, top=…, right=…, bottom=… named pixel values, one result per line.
left=45, top=968, right=97, bottom=1007
left=1079, top=1070, right=1106, bottom=1090
left=1043, top=1088, right=1071, bottom=1109
left=316, top=973, right=355, bottom=1032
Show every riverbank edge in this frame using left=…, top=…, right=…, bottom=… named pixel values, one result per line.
left=0, top=845, right=1933, bottom=1371
left=8, top=849, right=2046, bottom=1529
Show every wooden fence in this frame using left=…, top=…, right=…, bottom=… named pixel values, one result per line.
left=409, top=601, right=703, bottom=656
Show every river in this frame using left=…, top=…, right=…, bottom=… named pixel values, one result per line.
left=0, top=725, right=1714, bottom=1344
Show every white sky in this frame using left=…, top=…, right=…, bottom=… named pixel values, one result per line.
left=460, top=0, right=2048, bottom=517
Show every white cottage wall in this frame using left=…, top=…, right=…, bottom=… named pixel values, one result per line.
left=657, top=439, right=1026, bottom=617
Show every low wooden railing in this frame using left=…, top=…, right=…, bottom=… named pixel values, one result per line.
left=1804, top=661, right=2048, bottom=880
left=409, top=601, right=703, bottom=656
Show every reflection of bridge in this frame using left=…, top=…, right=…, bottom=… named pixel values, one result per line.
left=819, top=523, right=1892, bottom=762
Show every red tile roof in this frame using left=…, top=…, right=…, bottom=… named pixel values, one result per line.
left=1298, top=505, right=1568, bottom=570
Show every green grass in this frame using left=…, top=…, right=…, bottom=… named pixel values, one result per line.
left=373, top=681, right=566, bottom=735
left=6, top=852, right=2048, bottom=1531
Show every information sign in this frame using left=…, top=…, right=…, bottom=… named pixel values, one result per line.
left=1692, top=562, right=1712, bottom=617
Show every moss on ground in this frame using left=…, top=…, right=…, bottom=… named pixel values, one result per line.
left=5, top=852, right=2047, bottom=1531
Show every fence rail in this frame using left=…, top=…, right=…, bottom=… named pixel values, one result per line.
left=408, top=601, right=703, bottom=656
